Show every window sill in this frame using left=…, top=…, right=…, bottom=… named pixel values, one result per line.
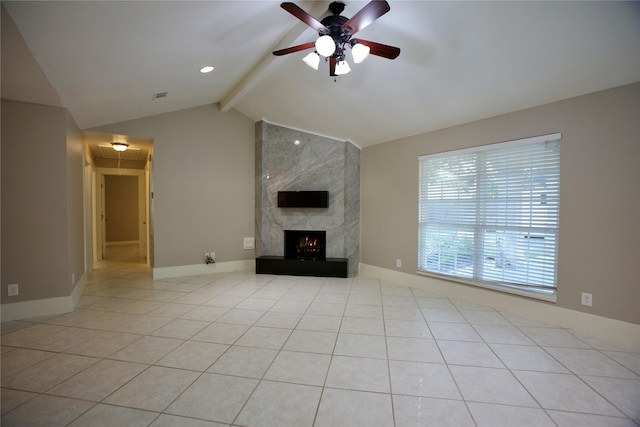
left=416, top=271, right=557, bottom=303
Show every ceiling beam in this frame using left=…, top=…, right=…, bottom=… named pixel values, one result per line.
left=219, top=1, right=329, bottom=113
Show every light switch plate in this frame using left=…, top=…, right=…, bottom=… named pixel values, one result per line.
left=243, top=237, right=255, bottom=250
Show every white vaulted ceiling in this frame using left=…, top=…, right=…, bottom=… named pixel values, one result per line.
left=3, top=1, right=640, bottom=148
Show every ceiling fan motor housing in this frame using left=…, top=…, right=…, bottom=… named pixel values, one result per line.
left=320, top=14, right=351, bottom=59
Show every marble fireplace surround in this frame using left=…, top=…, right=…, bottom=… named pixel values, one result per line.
left=255, top=121, right=360, bottom=276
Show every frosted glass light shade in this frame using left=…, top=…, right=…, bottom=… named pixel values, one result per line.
left=315, top=35, right=336, bottom=57
left=302, top=52, right=320, bottom=70
left=351, top=43, right=370, bottom=64
left=112, top=142, right=129, bottom=152
left=334, top=60, right=351, bottom=75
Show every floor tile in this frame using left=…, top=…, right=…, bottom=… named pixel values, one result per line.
left=269, top=300, right=311, bottom=313
left=340, top=316, right=385, bottom=335
left=544, top=347, right=639, bottom=378
left=438, top=340, right=504, bottom=368
left=150, top=318, right=210, bottom=339
left=0, top=348, right=55, bottom=379
left=460, top=310, right=510, bottom=325
left=208, top=345, right=278, bottom=378
left=385, top=319, right=432, bottom=339
left=383, top=306, right=424, bottom=321
left=428, top=322, right=483, bottom=342
left=325, top=355, right=390, bottom=393
left=166, top=373, right=257, bottom=423
left=467, top=401, right=556, bottom=426
left=519, top=326, right=592, bottom=348
left=147, top=303, right=196, bottom=318
left=490, top=343, right=570, bottom=373
left=23, top=327, right=102, bottom=352
left=104, top=366, right=199, bottom=411
left=307, top=302, right=345, bottom=316
left=416, top=297, right=456, bottom=309
left=389, top=360, right=460, bottom=399
left=264, top=350, right=331, bottom=386
left=191, top=322, right=248, bottom=344
left=473, top=324, right=536, bottom=345
left=386, top=337, right=443, bottom=363
left=215, top=308, right=265, bottom=325
left=235, top=380, right=322, bottom=427
left=581, top=375, right=640, bottom=420
left=181, top=306, right=229, bottom=322
left=547, top=410, right=639, bottom=427
left=48, top=359, right=147, bottom=401
left=393, top=395, right=475, bottom=427
left=0, top=388, right=38, bottom=415
left=284, top=330, right=337, bottom=354
left=2, top=353, right=99, bottom=393
left=513, top=370, right=624, bottom=416
left=110, top=336, right=183, bottom=364
left=150, top=414, right=228, bottom=427
left=315, top=388, right=393, bottom=427
left=255, top=311, right=302, bottom=329
left=234, top=326, right=291, bottom=349
left=334, top=333, right=387, bottom=359
left=156, top=341, right=228, bottom=371
left=67, top=403, right=158, bottom=427
left=1, top=324, right=68, bottom=347
left=1, top=394, right=94, bottom=427
left=296, top=314, right=342, bottom=332
left=63, top=331, right=141, bottom=358
left=449, top=365, right=538, bottom=407
left=603, top=351, right=640, bottom=375
left=3, top=268, right=638, bottom=427
left=344, top=303, right=383, bottom=318
left=422, top=308, right=468, bottom=323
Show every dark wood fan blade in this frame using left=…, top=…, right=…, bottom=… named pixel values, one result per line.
left=341, top=0, right=390, bottom=36
left=281, top=2, right=329, bottom=33
left=354, top=39, right=400, bottom=59
left=329, top=56, right=337, bottom=76
left=273, top=42, right=316, bottom=56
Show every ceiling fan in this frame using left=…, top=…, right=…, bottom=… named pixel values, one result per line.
left=273, top=1, right=400, bottom=77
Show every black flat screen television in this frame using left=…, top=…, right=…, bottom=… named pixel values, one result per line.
left=277, top=191, right=329, bottom=208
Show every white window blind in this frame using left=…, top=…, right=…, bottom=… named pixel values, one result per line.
left=418, top=133, right=561, bottom=296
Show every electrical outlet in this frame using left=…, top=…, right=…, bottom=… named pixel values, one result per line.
left=581, top=292, right=593, bottom=307
left=396, top=258, right=402, bottom=268
left=211, top=252, right=215, bottom=260
left=8, top=284, right=19, bottom=297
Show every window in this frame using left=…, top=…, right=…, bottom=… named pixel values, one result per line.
left=418, top=133, right=561, bottom=299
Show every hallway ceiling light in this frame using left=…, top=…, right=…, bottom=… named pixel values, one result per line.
left=112, top=142, right=129, bottom=152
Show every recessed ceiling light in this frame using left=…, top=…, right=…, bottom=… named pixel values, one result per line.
left=200, top=66, right=214, bottom=73
left=294, top=140, right=301, bottom=145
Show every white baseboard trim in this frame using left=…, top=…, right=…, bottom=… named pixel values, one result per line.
left=153, top=259, right=254, bottom=280
left=359, top=263, right=640, bottom=348
left=1, top=296, right=74, bottom=322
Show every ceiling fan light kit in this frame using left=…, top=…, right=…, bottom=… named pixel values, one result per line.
left=273, top=0, right=400, bottom=77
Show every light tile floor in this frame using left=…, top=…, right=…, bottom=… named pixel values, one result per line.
left=2, top=261, right=639, bottom=426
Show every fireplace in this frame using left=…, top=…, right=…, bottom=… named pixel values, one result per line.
left=284, top=230, right=326, bottom=261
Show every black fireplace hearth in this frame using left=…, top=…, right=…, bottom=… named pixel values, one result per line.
left=256, top=229, right=347, bottom=277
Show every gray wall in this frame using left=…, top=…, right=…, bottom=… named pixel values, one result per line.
left=91, top=104, right=255, bottom=268
left=1, top=99, right=85, bottom=302
left=105, top=175, right=139, bottom=242
left=361, top=82, right=640, bottom=325
left=255, top=122, right=360, bottom=276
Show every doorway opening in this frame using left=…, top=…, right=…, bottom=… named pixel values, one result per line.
left=85, top=132, right=153, bottom=271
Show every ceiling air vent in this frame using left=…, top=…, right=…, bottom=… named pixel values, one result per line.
left=152, top=91, right=168, bottom=100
